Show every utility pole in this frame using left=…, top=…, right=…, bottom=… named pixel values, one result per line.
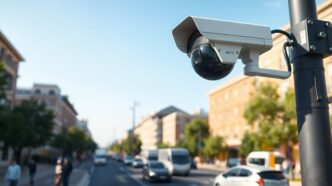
left=129, top=101, right=139, bottom=156
left=288, top=0, right=332, bottom=185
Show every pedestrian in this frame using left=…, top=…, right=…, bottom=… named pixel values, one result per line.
left=4, top=159, right=21, bottom=186
left=62, top=158, right=73, bottom=186
left=28, top=158, right=37, bottom=186
left=54, top=159, right=62, bottom=186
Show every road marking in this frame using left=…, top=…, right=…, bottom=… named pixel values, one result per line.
left=118, top=166, right=147, bottom=186
left=90, top=166, right=95, bottom=174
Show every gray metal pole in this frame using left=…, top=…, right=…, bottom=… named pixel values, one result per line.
left=288, top=0, right=332, bottom=186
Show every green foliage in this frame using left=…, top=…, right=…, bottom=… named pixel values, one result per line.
left=157, top=143, right=171, bottom=149
left=174, top=119, right=209, bottom=157
left=110, top=134, right=142, bottom=155
left=51, top=125, right=97, bottom=155
left=203, top=135, right=226, bottom=159
left=13, top=99, right=55, bottom=148
left=240, top=82, right=297, bottom=156
left=239, top=132, right=260, bottom=157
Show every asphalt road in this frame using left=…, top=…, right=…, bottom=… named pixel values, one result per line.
left=89, top=159, right=221, bottom=186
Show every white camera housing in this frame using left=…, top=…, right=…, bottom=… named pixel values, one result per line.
left=172, top=16, right=291, bottom=79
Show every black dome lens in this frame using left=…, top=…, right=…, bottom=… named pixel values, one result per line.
left=190, top=43, right=234, bottom=80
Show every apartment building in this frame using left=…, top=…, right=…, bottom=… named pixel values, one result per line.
left=0, top=31, right=24, bottom=108
left=208, top=0, right=332, bottom=155
left=134, top=106, right=188, bottom=150
left=162, top=112, right=192, bottom=146
left=16, top=83, right=78, bottom=134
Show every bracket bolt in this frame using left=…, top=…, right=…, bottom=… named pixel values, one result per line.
left=326, top=22, right=330, bottom=27
left=310, top=45, right=316, bottom=51
left=318, top=31, right=327, bottom=39
left=307, top=20, right=314, bottom=24
left=329, top=47, right=332, bottom=52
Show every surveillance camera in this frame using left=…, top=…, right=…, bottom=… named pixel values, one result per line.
left=172, top=16, right=291, bottom=80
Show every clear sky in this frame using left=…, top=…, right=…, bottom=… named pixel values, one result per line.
left=0, top=0, right=324, bottom=147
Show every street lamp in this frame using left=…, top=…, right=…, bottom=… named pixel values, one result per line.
left=172, top=1, right=332, bottom=185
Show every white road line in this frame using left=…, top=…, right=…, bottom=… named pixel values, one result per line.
left=118, top=166, right=147, bottom=186
left=90, top=166, right=95, bottom=174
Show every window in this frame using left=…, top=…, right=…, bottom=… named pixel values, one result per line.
left=225, top=168, right=240, bottom=177
left=258, top=171, right=285, bottom=180
left=239, top=169, right=252, bottom=177
left=35, top=89, right=41, bottom=94
left=49, top=90, right=55, bottom=95
left=249, top=158, right=265, bottom=166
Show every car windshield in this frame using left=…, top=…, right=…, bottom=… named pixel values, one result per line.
left=135, top=159, right=142, bottom=162
left=95, top=155, right=106, bottom=158
left=148, top=156, right=158, bottom=161
left=125, top=156, right=133, bottom=160
left=172, top=154, right=189, bottom=164
left=149, top=162, right=165, bottom=169
left=229, top=158, right=239, bottom=164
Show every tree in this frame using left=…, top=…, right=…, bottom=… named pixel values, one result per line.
left=51, top=125, right=97, bottom=156
left=203, top=135, right=226, bottom=159
left=240, top=82, right=297, bottom=155
left=182, top=119, right=209, bottom=157
left=9, top=99, right=55, bottom=160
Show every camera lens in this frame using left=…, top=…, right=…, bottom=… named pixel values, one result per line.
left=190, top=43, right=234, bottom=80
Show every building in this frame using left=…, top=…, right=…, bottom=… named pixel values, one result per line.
left=77, top=119, right=92, bottom=137
left=162, top=111, right=192, bottom=146
left=208, top=0, right=332, bottom=157
left=16, top=83, right=78, bottom=134
left=0, top=30, right=24, bottom=108
left=134, top=106, right=189, bottom=150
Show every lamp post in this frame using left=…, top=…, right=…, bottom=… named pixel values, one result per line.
left=288, top=0, right=332, bottom=185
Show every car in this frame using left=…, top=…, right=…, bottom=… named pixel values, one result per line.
left=94, top=154, right=107, bottom=165
left=142, top=162, right=172, bottom=182
left=226, top=158, right=240, bottom=168
left=132, top=158, right=144, bottom=168
left=123, top=156, right=134, bottom=165
left=214, top=165, right=289, bottom=186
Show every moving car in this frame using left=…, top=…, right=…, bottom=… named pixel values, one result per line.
left=158, top=148, right=191, bottom=175
left=132, top=158, right=144, bottom=168
left=123, top=155, right=134, bottom=165
left=214, top=165, right=289, bottom=186
left=94, top=148, right=107, bottom=165
left=247, top=151, right=284, bottom=170
left=142, top=162, right=172, bottom=182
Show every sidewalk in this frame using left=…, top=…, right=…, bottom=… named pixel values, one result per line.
left=0, top=162, right=90, bottom=186
left=197, top=163, right=302, bottom=186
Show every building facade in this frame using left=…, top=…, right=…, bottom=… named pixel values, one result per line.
left=16, top=83, right=78, bottom=134
left=208, top=0, right=332, bottom=155
left=134, top=106, right=189, bottom=150
left=162, top=112, right=192, bottom=146
left=0, top=31, right=24, bottom=108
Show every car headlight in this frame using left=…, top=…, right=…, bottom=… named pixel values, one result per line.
left=149, top=171, right=156, bottom=176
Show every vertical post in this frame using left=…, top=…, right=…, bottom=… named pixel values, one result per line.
left=130, top=101, right=138, bottom=156
left=288, top=0, right=332, bottom=185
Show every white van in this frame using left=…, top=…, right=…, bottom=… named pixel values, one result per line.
left=141, top=150, right=158, bottom=164
left=246, top=151, right=284, bottom=170
left=94, top=148, right=107, bottom=165
left=158, top=148, right=191, bottom=175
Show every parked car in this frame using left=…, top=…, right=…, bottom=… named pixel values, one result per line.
left=214, top=165, right=289, bottom=186
left=142, top=162, right=172, bottom=182
left=123, top=156, right=134, bottom=165
left=132, top=158, right=144, bottom=168
left=226, top=158, right=240, bottom=168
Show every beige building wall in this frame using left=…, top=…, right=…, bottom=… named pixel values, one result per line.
left=208, top=0, right=332, bottom=148
left=0, top=31, right=24, bottom=108
left=134, top=116, right=162, bottom=150
left=162, top=112, right=192, bottom=146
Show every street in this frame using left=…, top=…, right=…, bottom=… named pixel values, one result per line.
left=89, top=159, right=220, bottom=186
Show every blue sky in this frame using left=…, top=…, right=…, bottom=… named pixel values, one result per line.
left=0, top=0, right=324, bottom=147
